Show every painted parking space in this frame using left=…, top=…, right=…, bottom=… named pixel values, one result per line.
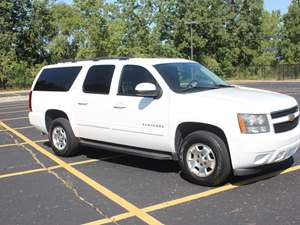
left=149, top=171, right=300, bottom=225
left=0, top=132, right=20, bottom=145
left=75, top=155, right=210, bottom=209
left=0, top=172, right=117, bottom=225
left=0, top=145, right=53, bottom=175
left=0, top=82, right=300, bottom=225
left=1, top=122, right=164, bottom=225
left=2, top=116, right=31, bottom=128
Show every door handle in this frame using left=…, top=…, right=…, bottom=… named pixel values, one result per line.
left=113, top=103, right=126, bottom=109
left=78, top=102, right=88, bottom=106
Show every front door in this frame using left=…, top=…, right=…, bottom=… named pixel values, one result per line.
left=111, top=65, right=170, bottom=151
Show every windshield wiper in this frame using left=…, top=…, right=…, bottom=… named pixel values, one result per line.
left=214, top=84, right=234, bottom=88
left=179, top=84, right=234, bottom=93
left=179, top=86, right=218, bottom=93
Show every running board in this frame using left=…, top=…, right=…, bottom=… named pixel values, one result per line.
left=80, top=139, right=174, bottom=160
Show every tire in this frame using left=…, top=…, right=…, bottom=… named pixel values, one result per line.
left=49, top=118, right=79, bottom=157
left=179, top=131, right=232, bottom=186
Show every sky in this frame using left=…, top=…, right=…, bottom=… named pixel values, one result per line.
left=59, top=0, right=292, bottom=14
left=264, top=0, right=292, bottom=14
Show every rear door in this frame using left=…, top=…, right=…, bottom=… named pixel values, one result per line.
left=74, top=64, right=115, bottom=141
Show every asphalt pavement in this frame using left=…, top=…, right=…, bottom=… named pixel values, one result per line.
left=0, top=82, right=300, bottom=225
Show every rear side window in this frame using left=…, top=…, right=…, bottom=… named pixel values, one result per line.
left=34, top=67, right=82, bottom=91
left=83, top=65, right=115, bottom=94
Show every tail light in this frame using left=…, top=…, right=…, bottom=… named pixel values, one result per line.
left=29, top=90, right=32, bottom=112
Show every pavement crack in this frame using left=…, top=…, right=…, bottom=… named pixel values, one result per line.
left=6, top=132, right=120, bottom=225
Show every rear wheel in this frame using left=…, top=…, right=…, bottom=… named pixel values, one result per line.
left=49, top=118, right=79, bottom=157
left=179, top=131, right=231, bottom=186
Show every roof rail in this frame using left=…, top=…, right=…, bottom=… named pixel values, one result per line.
left=59, top=57, right=130, bottom=63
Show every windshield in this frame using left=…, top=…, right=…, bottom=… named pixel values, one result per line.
left=154, top=62, right=230, bottom=93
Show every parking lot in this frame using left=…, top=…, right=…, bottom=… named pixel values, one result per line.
left=1, top=82, right=300, bottom=225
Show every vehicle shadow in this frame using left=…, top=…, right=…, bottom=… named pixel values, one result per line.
left=82, top=146, right=296, bottom=184
left=43, top=141, right=296, bottom=185
left=81, top=146, right=181, bottom=174
left=230, top=157, right=295, bottom=186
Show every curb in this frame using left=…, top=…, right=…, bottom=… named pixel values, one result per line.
left=0, top=90, right=28, bottom=95
left=0, top=90, right=28, bottom=103
left=0, top=96, right=28, bottom=103
left=228, top=80, right=300, bottom=84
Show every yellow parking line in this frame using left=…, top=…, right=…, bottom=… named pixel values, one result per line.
left=83, top=164, right=300, bottom=225
left=0, top=110, right=28, bottom=115
left=15, top=125, right=33, bottom=130
left=0, top=143, right=24, bottom=148
left=0, top=156, right=122, bottom=180
left=0, top=125, right=34, bottom=132
left=0, top=139, right=48, bottom=148
left=0, top=121, right=163, bottom=225
left=0, top=167, right=50, bottom=179
left=1, top=116, right=28, bottom=121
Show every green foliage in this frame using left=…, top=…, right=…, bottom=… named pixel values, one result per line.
left=0, top=0, right=299, bottom=88
left=200, top=55, right=223, bottom=78
left=0, top=0, right=53, bottom=88
left=48, top=3, right=80, bottom=61
left=280, top=0, right=300, bottom=63
left=254, top=11, right=281, bottom=65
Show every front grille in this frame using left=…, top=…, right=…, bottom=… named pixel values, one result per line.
left=273, top=116, right=299, bottom=133
left=271, top=106, right=298, bottom=119
left=271, top=105, right=299, bottom=133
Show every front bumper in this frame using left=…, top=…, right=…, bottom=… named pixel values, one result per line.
left=233, top=157, right=294, bottom=176
left=229, top=121, right=300, bottom=172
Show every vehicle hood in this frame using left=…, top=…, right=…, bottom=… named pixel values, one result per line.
left=183, top=86, right=298, bottom=113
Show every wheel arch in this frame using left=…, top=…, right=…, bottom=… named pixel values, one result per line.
left=175, top=122, right=230, bottom=159
left=45, top=109, right=69, bottom=132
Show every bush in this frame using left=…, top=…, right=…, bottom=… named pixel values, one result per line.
left=1, top=60, right=46, bottom=89
left=200, top=56, right=224, bottom=77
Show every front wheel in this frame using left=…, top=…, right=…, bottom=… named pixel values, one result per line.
left=179, top=131, right=232, bottom=186
left=49, top=118, right=79, bottom=157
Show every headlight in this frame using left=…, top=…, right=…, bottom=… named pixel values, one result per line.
left=238, top=114, right=270, bottom=134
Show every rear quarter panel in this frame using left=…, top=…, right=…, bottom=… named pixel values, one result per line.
left=29, top=64, right=88, bottom=135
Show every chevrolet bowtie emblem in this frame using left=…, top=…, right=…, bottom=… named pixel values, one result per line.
left=288, top=114, right=296, bottom=122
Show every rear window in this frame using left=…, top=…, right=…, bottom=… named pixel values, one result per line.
left=83, top=65, right=115, bottom=94
left=34, top=66, right=82, bottom=91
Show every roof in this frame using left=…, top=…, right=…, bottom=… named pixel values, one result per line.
left=45, top=57, right=194, bottom=68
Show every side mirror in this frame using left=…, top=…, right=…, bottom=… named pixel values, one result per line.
left=135, top=82, right=160, bottom=98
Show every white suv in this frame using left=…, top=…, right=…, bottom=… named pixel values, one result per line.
left=29, top=58, right=300, bottom=186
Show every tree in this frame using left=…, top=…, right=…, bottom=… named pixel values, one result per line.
left=227, top=0, right=264, bottom=67
left=48, top=3, right=80, bottom=61
left=74, top=0, right=110, bottom=58
left=112, top=0, right=153, bottom=56
left=280, top=0, right=300, bottom=63
left=151, top=0, right=264, bottom=77
left=0, top=0, right=298, bottom=88
left=0, top=0, right=53, bottom=88
left=5, top=0, right=53, bottom=64
left=254, top=10, right=281, bottom=65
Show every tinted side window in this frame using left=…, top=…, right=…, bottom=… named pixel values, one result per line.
left=34, top=67, right=82, bottom=91
left=118, top=65, right=157, bottom=96
left=83, top=65, right=115, bottom=94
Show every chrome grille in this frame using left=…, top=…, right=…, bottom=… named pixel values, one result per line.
left=271, top=106, right=298, bottom=119
left=271, top=106, right=299, bottom=133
